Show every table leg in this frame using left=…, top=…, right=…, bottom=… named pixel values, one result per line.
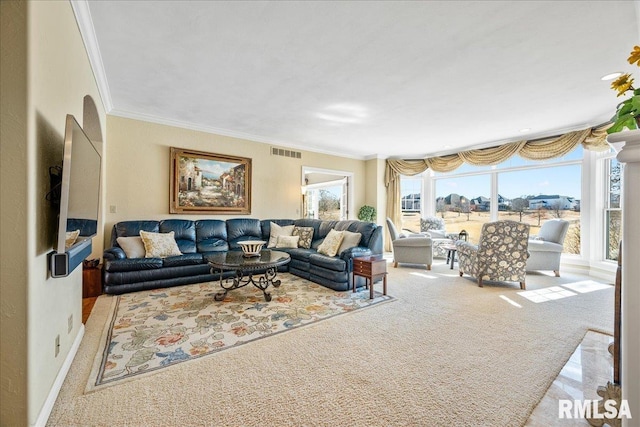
left=383, top=274, right=387, bottom=296
left=450, top=250, right=455, bottom=269
left=369, top=278, right=374, bottom=300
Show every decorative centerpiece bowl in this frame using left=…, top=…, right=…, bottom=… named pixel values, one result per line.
left=237, top=240, right=266, bottom=257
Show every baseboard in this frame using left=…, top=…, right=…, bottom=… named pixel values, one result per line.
left=34, top=324, right=85, bottom=427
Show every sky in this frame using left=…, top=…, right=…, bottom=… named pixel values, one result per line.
left=435, top=164, right=582, bottom=200
left=403, top=150, right=584, bottom=200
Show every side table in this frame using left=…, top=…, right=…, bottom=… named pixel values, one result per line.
left=352, top=255, right=387, bottom=299
left=82, top=264, right=103, bottom=298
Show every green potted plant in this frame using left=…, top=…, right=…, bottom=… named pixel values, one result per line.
left=357, top=205, right=377, bottom=222
left=607, top=45, right=640, bottom=134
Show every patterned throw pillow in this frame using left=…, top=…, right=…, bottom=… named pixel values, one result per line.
left=267, top=222, right=295, bottom=248
left=139, top=230, right=182, bottom=258
left=317, top=229, right=345, bottom=257
left=117, top=236, right=146, bottom=258
left=292, top=226, right=314, bottom=249
left=337, top=231, right=362, bottom=254
left=65, top=230, right=80, bottom=248
left=275, top=235, right=299, bottom=249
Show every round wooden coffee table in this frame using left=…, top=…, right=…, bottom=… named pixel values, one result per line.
left=207, top=250, right=291, bottom=301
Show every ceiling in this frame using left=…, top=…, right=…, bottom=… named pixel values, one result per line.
left=78, top=1, right=640, bottom=159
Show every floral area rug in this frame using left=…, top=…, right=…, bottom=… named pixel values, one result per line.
left=86, top=274, right=394, bottom=392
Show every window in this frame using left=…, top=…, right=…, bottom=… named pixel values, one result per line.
left=434, top=175, right=491, bottom=244
left=401, top=177, right=422, bottom=231
left=498, top=165, right=581, bottom=254
left=604, top=156, right=623, bottom=261
left=430, top=147, right=583, bottom=250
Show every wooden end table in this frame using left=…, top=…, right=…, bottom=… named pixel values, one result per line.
left=352, top=255, right=387, bottom=299
left=82, top=264, right=103, bottom=298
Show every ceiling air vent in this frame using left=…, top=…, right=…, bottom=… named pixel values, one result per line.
left=271, top=146, right=302, bottom=159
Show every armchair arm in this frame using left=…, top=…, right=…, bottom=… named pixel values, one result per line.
left=393, top=236, right=432, bottom=248
left=455, top=241, right=477, bottom=256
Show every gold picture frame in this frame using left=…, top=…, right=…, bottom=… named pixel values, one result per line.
left=170, top=147, right=252, bottom=214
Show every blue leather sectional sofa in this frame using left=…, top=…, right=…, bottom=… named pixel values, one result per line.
left=103, top=218, right=383, bottom=295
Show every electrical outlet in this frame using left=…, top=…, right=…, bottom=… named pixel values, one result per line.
left=109, top=205, right=117, bottom=213
left=68, top=314, right=73, bottom=333
left=55, top=335, right=60, bottom=357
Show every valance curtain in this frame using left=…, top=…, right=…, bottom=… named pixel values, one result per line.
left=384, top=124, right=611, bottom=250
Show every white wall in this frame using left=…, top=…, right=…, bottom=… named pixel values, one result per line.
left=1, top=2, right=106, bottom=425
left=104, top=116, right=367, bottom=241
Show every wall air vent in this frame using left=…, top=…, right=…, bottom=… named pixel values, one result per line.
left=271, top=146, right=302, bottom=159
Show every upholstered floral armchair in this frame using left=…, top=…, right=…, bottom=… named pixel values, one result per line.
left=455, top=220, right=530, bottom=289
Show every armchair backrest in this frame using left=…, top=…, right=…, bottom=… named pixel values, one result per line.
left=537, top=219, right=570, bottom=245
left=386, top=218, right=400, bottom=241
left=420, top=216, right=445, bottom=232
left=477, top=220, right=530, bottom=276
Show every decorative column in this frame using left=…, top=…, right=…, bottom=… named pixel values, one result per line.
left=608, top=129, right=640, bottom=426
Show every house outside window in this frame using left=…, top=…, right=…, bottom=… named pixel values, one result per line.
left=400, top=177, right=423, bottom=231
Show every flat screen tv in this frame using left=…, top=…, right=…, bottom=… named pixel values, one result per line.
left=49, top=114, right=101, bottom=278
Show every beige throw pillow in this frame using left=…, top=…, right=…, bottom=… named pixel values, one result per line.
left=65, top=230, right=80, bottom=248
left=275, top=235, right=299, bottom=249
left=337, top=231, right=362, bottom=254
left=317, top=229, right=345, bottom=257
left=139, top=230, right=182, bottom=258
left=117, top=236, right=146, bottom=258
left=267, top=222, right=295, bottom=248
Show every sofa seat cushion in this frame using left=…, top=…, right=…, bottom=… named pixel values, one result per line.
left=277, top=247, right=315, bottom=262
left=309, top=253, right=346, bottom=272
left=104, top=258, right=163, bottom=273
left=162, top=253, right=204, bottom=268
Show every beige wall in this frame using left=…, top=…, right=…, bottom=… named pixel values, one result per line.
left=1, top=2, right=106, bottom=425
left=104, top=116, right=366, bottom=239
left=1, top=1, right=29, bottom=424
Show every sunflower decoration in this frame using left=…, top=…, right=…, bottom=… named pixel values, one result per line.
left=608, top=45, right=640, bottom=134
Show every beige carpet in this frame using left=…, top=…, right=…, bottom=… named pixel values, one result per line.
left=48, top=262, right=613, bottom=427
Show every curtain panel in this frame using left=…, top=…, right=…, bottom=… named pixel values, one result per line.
left=384, top=123, right=611, bottom=250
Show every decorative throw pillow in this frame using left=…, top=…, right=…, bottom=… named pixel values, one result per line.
left=116, top=236, right=146, bottom=258
left=65, top=230, right=80, bottom=248
left=292, top=226, right=314, bottom=249
left=275, top=235, right=300, bottom=249
left=267, top=222, right=295, bottom=248
left=337, top=231, right=362, bottom=254
left=317, top=229, right=345, bottom=257
left=139, top=230, right=182, bottom=258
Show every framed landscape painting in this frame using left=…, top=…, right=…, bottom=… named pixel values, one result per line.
left=170, top=147, right=252, bottom=214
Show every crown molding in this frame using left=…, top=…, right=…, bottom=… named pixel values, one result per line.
left=108, top=108, right=369, bottom=160
left=70, top=0, right=113, bottom=112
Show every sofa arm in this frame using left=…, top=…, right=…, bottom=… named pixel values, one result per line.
left=103, top=247, right=126, bottom=261
left=339, top=246, right=372, bottom=262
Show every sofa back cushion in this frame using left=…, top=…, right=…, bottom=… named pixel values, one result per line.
left=159, top=220, right=196, bottom=253
left=196, top=220, right=229, bottom=252
left=111, top=221, right=160, bottom=247
left=334, top=220, right=378, bottom=247
left=226, top=218, right=262, bottom=249
left=260, top=219, right=295, bottom=241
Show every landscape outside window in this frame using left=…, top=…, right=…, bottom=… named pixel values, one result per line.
left=401, top=148, right=583, bottom=252
left=605, top=156, right=623, bottom=261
